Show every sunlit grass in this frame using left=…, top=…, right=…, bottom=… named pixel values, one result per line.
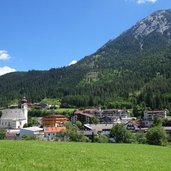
left=0, top=141, right=171, bottom=171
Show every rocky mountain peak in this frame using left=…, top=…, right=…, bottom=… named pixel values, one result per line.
left=132, top=9, right=171, bottom=39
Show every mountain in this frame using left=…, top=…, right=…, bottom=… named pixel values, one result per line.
left=1, top=9, right=171, bottom=112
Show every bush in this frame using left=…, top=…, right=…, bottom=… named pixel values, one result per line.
left=110, top=124, right=135, bottom=143
left=95, top=135, right=108, bottom=143
left=151, top=117, right=162, bottom=127
left=136, top=133, right=147, bottom=144
left=0, top=129, right=6, bottom=140
left=162, top=119, right=171, bottom=126
left=90, top=116, right=100, bottom=124
left=146, top=126, right=168, bottom=146
left=65, top=121, right=89, bottom=142
left=68, top=131, right=89, bottom=142
left=76, top=121, right=82, bottom=128
left=22, top=134, right=36, bottom=140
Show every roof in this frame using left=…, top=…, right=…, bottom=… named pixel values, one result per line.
left=145, top=110, right=166, bottom=114
left=103, top=109, right=127, bottom=112
left=20, top=126, right=43, bottom=132
left=74, top=111, right=94, bottom=117
left=44, top=126, right=66, bottom=133
left=83, top=108, right=99, bottom=113
left=164, top=127, right=171, bottom=131
left=21, top=97, right=27, bottom=103
left=84, top=124, right=114, bottom=132
left=130, top=120, right=140, bottom=125
left=43, top=114, right=68, bottom=118
left=1, top=109, right=25, bottom=120
left=135, top=127, right=171, bottom=132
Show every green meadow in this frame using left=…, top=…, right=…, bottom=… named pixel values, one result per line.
left=0, top=141, right=171, bottom=171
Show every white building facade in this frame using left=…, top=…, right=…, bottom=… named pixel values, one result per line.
left=0, top=99, right=28, bottom=129
left=143, top=110, right=167, bottom=127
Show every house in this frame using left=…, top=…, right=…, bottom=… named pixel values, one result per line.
left=42, top=114, right=68, bottom=127
left=99, top=109, right=129, bottom=124
left=82, top=108, right=101, bottom=115
left=71, top=110, right=94, bottom=124
left=100, top=116, right=116, bottom=124
left=84, top=124, right=114, bottom=135
left=6, top=129, right=20, bottom=140
left=44, top=126, right=66, bottom=141
left=143, top=110, right=167, bottom=127
left=0, top=97, right=28, bottom=129
left=121, top=117, right=137, bottom=125
left=102, top=109, right=129, bottom=118
left=20, top=126, right=44, bottom=139
left=125, top=119, right=140, bottom=130
left=134, top=127, right=171, bottom=133
left=72, top=108, right=130, bottom=124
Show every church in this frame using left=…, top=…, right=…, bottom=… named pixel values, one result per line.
left=0, top=97, right=28, bottom=129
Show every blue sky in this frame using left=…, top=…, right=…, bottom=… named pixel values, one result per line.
left=0, top=0, right=170, bottom=75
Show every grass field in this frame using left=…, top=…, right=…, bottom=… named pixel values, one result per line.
left=0, top=141, right=171, bottom=171
left=55, top=108, right=76, bottom=114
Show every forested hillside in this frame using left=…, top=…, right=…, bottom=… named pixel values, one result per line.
left=1, top=9, right=171, bottom=113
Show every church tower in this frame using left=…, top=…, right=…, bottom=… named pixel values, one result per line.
left=21, top=97, right=28, bottom=124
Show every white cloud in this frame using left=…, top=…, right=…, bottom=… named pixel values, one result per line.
left=125, top=0, right=157, bottom=4
left=0, top=66, right=16, bottom=76
left=0, top=50, right=10, bottom=61
left=136, top=0, right=157, bottom=4
left=68, top=60, right=77, bottom=66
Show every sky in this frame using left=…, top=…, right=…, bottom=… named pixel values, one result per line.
left=0, top=0, right=171, bottom=75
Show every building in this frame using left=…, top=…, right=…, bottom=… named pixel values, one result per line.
left=20, top=126, right=44, bottom=139
left=71, top=111, right=94, bottom=124
left=44, top=126, right=66, bottom=141
left=42, top=114, right=68, bottom=127
left=0, top=97, right=28, bottom=129
left=102, top=109, right=128, bottom=117
left=143, top=110, right=167, bottom=127
left=100, top=116, right=117, bottom=124
left=83, top=124, right=114, bottom=135
left=71, top=108, right=101, bottom=124
left=99, top=109, right=129, bottom=124
left=6, top=129, right=20, bottom=140
left=71, top=108, right=129, bottom=124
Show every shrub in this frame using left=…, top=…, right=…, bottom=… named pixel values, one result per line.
left=95, top=135, right=108, bottom=143
left=146, top=126, right=168, bottom=146
left=136, top=133, right=147, bottom=144
left=110, top=124, right=135, bottom=143
left=0, top=129, right=6, bottom=140
left=76, top=121, right=82, bottom=128
left=22, top=134, right=36, bottom=140
left=151, top=117, right=162, bottom=127
left=65, top=121, right=89, bottom=142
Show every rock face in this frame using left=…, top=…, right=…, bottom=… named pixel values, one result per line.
left=132, top=10, right=171, bottom=39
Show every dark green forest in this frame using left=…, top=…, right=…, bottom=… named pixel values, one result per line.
left=0, top=9, right=171, bottom=114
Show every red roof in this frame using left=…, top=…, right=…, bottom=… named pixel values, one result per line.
left=44, top=126, right=66, bottom=133
left=130, top=120, right=140, bottom=125
left=74, top=111, right=94, bottom=117
left=43, top=114, right=68, bottom=118
left=21, top=97, right=27, bottom=104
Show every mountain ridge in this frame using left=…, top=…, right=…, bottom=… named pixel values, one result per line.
left=0, top=9, right=171, bottom=113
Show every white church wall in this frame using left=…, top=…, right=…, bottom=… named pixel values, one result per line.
left=0, top=97, right=28, bottom=129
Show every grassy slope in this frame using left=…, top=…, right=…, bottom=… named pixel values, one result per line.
left=0, top=141, right=171, bottom=171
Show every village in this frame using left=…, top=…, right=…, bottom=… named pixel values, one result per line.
left=0, top=97, right=170, bottom=142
